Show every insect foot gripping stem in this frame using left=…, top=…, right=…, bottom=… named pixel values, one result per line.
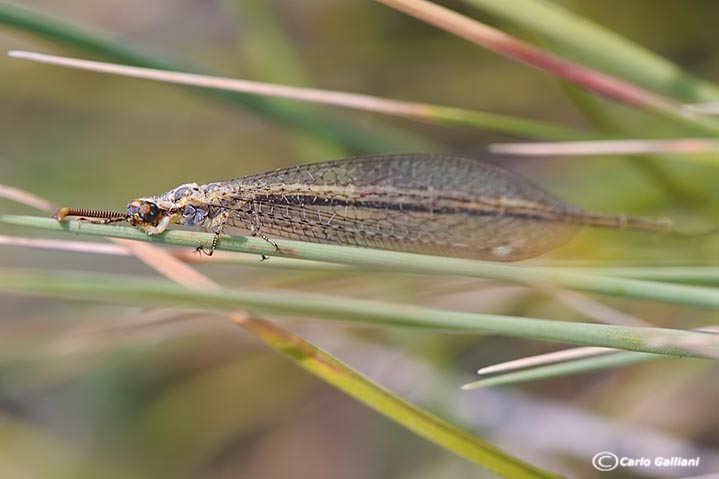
left=260, top=234, right=280, bottom=251
left=194, top=232, right=221, bottom=256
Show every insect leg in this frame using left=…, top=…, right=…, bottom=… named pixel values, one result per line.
left=249, top=201, right=280, bottom=260
left=261, top=234, right=279, bottom=250
left=195, top=232, right=221, bottom=256
left=195, top=209, right=230, bottom=256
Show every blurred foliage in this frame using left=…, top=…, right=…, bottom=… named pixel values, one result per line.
left=0, top=1, right=717, bottom=478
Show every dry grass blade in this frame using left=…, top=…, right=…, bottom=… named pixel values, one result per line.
left=6, top=50, right=435, bottom=116
left=375, top=0, right=719, bottom=136
left=0, top=184, right=56, bottom=211
left=489, top=139, right=719, bottom=156
left=473, top=325, right=719, bottom=386
left=6, top=50, right=584, bottom=139
left=683, top=102, right=719, bottom=115
left=0, top=234, right=348, bottom=272
left=375, top=0, right=675, bottom=111
left=477, top=347, right=614, bottom=375
left=0, top=235, right=128, bottom=256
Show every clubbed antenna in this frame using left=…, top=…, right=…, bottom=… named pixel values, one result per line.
left=53, top=207, right=128, bottom=223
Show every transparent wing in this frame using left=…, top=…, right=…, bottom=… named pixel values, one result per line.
left=233, top=203, right=578, bottom=261
left=237, top=154, right=574, bottom=208
left=214, top=155, right=580, bottom=262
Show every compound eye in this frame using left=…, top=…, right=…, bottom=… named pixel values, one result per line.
left=139, top=201, right=160, bottom=222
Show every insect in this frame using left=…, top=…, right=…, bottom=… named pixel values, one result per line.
left=54, top=153, right=684, bottom=262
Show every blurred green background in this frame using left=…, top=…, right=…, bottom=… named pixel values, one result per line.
left=1, top=1, right=718, bottom=478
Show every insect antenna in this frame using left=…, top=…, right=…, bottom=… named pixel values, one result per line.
left=53, top=207, right=128, bottom=224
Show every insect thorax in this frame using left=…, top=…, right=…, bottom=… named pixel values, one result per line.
left=157, top=182, right=251, bottom=233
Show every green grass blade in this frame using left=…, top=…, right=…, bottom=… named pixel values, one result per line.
left=0, top=1, right=422, bottom=152
left=2, top=215, right=717, bottom=310
left=461, top=0, right=719, bottom=102
left=223, top=0, right=314, bottom=85
left=222, top=0, right=349, bottom=160
left=9, top=234, right=717, bottom=285
left=236, top=317, right=562, bottom=478
left=1, top=268, right=717, bottom=359
left=413, top=103, right=591, bottom=139
left=577, top=267, right=719, bottom=286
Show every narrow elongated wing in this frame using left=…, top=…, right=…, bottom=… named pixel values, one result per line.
left=211, top=154, right=581, bottom=261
